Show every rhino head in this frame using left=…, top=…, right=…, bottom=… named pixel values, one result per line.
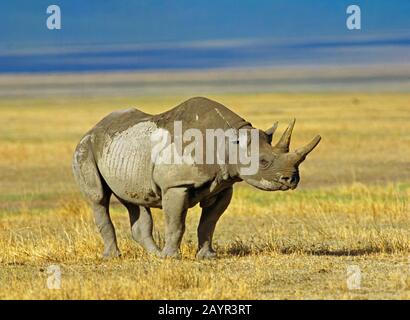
left=238, top=119, right=321, bottom=191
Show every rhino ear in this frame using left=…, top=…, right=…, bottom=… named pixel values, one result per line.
left=265, top=122, right=278, bottom=144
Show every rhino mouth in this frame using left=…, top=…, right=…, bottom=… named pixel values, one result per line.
left=274, top=177, right=300, bottom=191
left=246, top=178, right=293, bottom=191
left=279, top=184, right=290, bottom=191
left=277, top=181, right=295, bottom=191
left=278, top=180, right=298, bottom=191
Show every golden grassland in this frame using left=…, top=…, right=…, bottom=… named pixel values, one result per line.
left=0, top=92, right=409, bottom=299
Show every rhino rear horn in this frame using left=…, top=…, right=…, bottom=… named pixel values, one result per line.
left=273, top=118, right=295, bottom=153
left=265, top=121, right=278, bottom=144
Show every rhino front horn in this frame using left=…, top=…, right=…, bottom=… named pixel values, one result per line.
left=273, top=118, right=296, bottom=153
left=295, top=135, right=322, bottom=158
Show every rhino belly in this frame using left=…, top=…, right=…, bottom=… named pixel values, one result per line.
left=97, top=121, right=161, bottom=206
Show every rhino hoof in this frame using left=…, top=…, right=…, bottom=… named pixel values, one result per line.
left=102, top=249, right=121, bottom=259
left=196, top=249, right=217, bottom=260
left=160, top=249, right=182, bottom=259
left=148, top=248, right=162, bottom=257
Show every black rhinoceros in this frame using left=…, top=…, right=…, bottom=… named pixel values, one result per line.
left=72, top=97, right=321, bottom=259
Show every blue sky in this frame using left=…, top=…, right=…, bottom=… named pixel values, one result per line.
left=0, top=1, right=409, bottom=72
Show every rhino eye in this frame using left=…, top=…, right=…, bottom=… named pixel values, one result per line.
left=259, top=158, right=271, bottom=169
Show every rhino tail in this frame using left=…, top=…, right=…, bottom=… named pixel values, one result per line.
left=72, top=134, right=108, bottom=204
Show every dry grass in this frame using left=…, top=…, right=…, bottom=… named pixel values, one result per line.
left=0, top=92, right=409, bottom=299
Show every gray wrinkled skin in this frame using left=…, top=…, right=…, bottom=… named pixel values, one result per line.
left=72, top=97, right=321, bottom=259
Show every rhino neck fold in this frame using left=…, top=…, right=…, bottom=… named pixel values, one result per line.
left=209, top=163, right=242, bottom=193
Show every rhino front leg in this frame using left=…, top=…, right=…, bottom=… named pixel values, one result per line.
left=125, top=204, right=161, bottom=255
left=197, top=187, right=233, bottom=259
left=161, top=188, right=188, bottom=258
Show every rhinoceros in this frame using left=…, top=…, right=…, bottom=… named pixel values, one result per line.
left=72, top=97, right=321, bottom=259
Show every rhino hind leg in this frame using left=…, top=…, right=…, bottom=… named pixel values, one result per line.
left=72, top=135, right=120, bottom=258
left=92, top=196, right=120, bottom=258
left=197, top=187, right=233, bottom=259
left=123, top=202, right=160, bottom=255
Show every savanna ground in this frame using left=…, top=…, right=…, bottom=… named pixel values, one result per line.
left=0, top=91, right=409, bottom=299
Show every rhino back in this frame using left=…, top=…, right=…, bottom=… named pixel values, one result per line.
left=153, top=97, right=251, bottom=132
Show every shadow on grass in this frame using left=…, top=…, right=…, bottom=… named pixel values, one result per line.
left=280, top=247, right=385, bottom=256
left=224, top=241, right=391, bottom=257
